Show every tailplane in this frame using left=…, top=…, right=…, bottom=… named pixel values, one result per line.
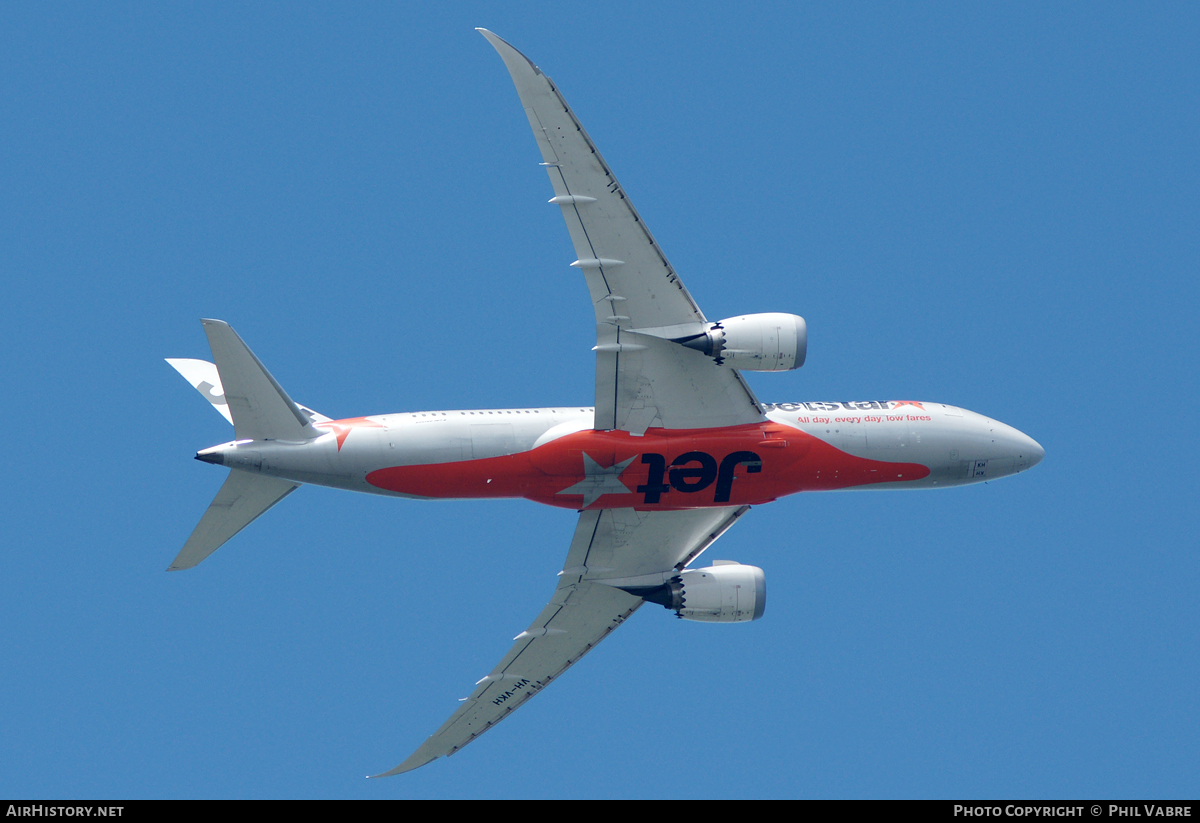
left=167, top=319, right=324, bottom=570
left=168, top=471, right=299, bottom=570
left=166, top=323, right=330, bottom=429
left=199, top=319, right=322, bottom=441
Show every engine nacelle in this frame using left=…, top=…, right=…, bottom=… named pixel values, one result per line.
left=631, top=562, right=766, bottom=623
left=676, top=313, right=806, bottom=371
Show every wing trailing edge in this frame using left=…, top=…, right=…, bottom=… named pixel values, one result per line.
left=477, top=29, right=765, bottom=433
left=374, top=505, right=749, bottom=776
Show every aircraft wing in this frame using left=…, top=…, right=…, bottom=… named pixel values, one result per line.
left=479, top=29, right=764, bottom=433
left=375, top=504, right=749, bottom=776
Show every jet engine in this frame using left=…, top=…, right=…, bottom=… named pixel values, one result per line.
left=674, top=313, right=807, bottom=371
left=628, top=561, right=766, bottom=623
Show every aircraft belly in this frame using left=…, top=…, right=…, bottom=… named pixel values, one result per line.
left=765, top=402, right=1040, bottom=488
left=251, top=404, right=1020, bottom=501
left=364, top=422, right=933, bottom=508
left=239, top=408, right=979, bottom=501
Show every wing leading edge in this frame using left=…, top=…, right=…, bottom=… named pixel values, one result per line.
left=478, top=29, right=764, bottom=434
left=375, top=505, right=749, bottom=776
left=376, top=30, right=763, bottom=779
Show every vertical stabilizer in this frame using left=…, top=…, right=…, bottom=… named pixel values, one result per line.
left=165, top=358, right=234, bottom=424
left=201, top=319, right=321, bottom=441
left=169, top=470, right=299, bottom=570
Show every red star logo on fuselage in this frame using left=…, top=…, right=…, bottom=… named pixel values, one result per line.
left=316, top=417, right=384, bottom=451
left=890, top=400, right=925, bottom=410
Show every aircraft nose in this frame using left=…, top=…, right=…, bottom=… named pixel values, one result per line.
left=1014, top=430, right=1045, bottom=470
left=1028, top=437, right=1045, bottom=468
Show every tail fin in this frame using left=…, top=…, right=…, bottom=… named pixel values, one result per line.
left=166, top=358, right=235, bottom=424
left=168, top=319, right=322, bottom=571
left=168, top=470, right=299, bottom=570
left=200, top=319, right=321, bottom=441
left=166, top=354, right=331, bottom=427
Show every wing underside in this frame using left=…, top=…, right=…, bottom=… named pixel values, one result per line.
left=375, top=31, right=766, bottom=779
left=479, top=29, right=764, bottom=433
left=376, top=504, right=749, bottom=776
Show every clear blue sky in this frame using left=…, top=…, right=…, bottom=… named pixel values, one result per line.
left=2, top=2, right=1197, bottom=799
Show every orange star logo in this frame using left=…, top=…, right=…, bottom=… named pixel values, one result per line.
left=316, top=417, right=384, bottom=451
left=890, top=400, right=925, bottom=410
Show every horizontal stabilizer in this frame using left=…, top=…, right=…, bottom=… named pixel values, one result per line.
left=169, top=470, right=299, bottom=571
left=201, top=319, right=321, bottom=442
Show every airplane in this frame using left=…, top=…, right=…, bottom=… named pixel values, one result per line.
left=165, top=29, right=1044, bottom=777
